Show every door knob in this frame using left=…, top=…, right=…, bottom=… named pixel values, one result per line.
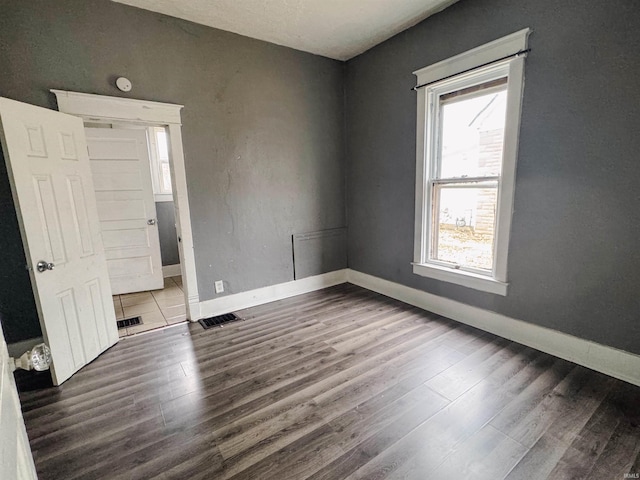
left=147, top=219, right=156, bottom=225
left=36, top=261, right=55, bottom=273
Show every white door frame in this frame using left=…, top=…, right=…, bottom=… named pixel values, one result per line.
left=51, top=90, right=201, bottom=320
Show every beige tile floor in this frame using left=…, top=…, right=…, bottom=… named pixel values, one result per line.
left=112, top=276, right=187, bottom=336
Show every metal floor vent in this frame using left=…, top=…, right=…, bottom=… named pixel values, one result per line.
left=199, top=313, right=239, bottom=329
left=117, top=316, right=142, bottom=329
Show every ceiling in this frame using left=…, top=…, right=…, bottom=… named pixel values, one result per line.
left=111, top=0, right=459, bottom=61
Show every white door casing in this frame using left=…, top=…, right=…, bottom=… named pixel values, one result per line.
left=0, top=97, right=119, bottom=385
left=0, top=321, right=38, bottom=480
left=52, top=90, right=202, bottom=320
left=85, top=128, right=164, bottom=295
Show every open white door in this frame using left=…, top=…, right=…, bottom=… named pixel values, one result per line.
left=0, top=97, right=119, bottom=385
left=0, top=321, right=38, bottom=480
left=85, top=128, right=164, bottom=295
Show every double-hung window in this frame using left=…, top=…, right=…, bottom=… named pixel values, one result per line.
left=413, top=29, right=530, bottom=295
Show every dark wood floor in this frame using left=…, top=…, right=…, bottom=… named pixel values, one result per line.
left=18, top=284, right=640, bottom=479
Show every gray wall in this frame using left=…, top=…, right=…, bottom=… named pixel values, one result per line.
left=0, top=0, right=345, bottom=342
left=0, top=150, right=42, bottom=343
left=345, top=0, right=640, bottom=354
left=156, top=202, right=179, bottom=266
left=3, top=0, right=637, bottom=358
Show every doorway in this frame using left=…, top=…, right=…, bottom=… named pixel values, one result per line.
left=52, top=90, right=201, bottom=324
left=113, top=275, right=186, bottom=336
left=83, top=123, right=185, bottom=335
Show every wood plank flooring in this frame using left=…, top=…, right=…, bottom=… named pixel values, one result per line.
left=18, top=284, right=640, bottom=479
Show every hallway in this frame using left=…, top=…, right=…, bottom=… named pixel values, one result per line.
left=112, top=276, right=186, bottom=336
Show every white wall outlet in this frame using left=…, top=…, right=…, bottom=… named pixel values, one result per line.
left=214, top=280, right=224, bottom=294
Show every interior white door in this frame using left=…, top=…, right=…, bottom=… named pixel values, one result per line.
left=0, top=97, right=119, bottom=385
left=0, top=322, right=38, bottom=480
left=85, top=128, right=163, bottom=295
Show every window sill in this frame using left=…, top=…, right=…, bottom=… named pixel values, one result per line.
left=412, top=262, right=508, bottom=296
left=154, top=194, right=173, bottom=203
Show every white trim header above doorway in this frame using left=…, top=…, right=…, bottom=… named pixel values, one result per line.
left=51, top=90, right=183, bottom=125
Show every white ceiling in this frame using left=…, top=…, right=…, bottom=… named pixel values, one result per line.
left=112, top=0, right=459, bottom=61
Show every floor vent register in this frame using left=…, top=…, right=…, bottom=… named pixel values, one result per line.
left=116, top=316, right=142, bottom=329
left=199, top=313, right=240, bottom=329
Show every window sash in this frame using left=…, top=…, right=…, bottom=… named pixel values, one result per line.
left=432, top=78, right=508, bottom=182
left=428, top=179, right=499, bottom=276
left=430, top=176, right=499, bottom=186
left=439, top=77, right=507, bottom=104
left=425, top=76, right=508, bottom=277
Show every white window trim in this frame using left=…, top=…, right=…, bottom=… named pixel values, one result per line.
left=412, top=28, right=531, bottom=296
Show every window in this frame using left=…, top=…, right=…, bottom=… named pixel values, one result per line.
left=148, top=126, right=173, bottom=201
left=413, top=29, right=530, bottom=295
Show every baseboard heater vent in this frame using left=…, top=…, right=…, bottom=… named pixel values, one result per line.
left=199, top=313, right=239, bottom=329
left=117, top=316, right=142, bottom=329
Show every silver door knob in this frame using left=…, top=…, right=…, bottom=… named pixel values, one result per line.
left=36, top=261, right=55, bottom=273
left=147, top=219, right=156, bottom=225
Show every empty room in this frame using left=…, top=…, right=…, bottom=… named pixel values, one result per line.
left=0, top=0, right=639, bottom=479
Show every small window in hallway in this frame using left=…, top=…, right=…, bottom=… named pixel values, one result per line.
left=148, top=126, right=173, bottom=200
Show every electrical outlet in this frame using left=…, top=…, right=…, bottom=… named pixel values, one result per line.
left=214, top=280, right=224, bottom=294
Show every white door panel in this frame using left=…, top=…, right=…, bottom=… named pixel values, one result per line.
left=0, top=97, right=118, bottom=386
left=85, top=128, right=163, bottom=295
left=0, top=322, right=38, bottom=480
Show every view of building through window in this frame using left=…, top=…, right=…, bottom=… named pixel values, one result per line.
left=431, top=84, right=507, bottom=271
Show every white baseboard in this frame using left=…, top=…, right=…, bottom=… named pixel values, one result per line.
left=198, top=269, right=349, bottom=319
left=347, top=269, right=640, bottom=387
left=186, top=295, right=201, bottom=321
left=192, top=266, right=640, bottom=386
left=162, top=264, right=181, bottom=278
left=8, top=337, right=44, bottom=359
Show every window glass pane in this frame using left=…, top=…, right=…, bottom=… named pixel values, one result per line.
left=431, top=184, right=497, bottom=271
left=161, top=162, right=172, bottom=192
left=439, top=83, right=507, bottom=179
left=156, top=129, right=169, bottom=161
